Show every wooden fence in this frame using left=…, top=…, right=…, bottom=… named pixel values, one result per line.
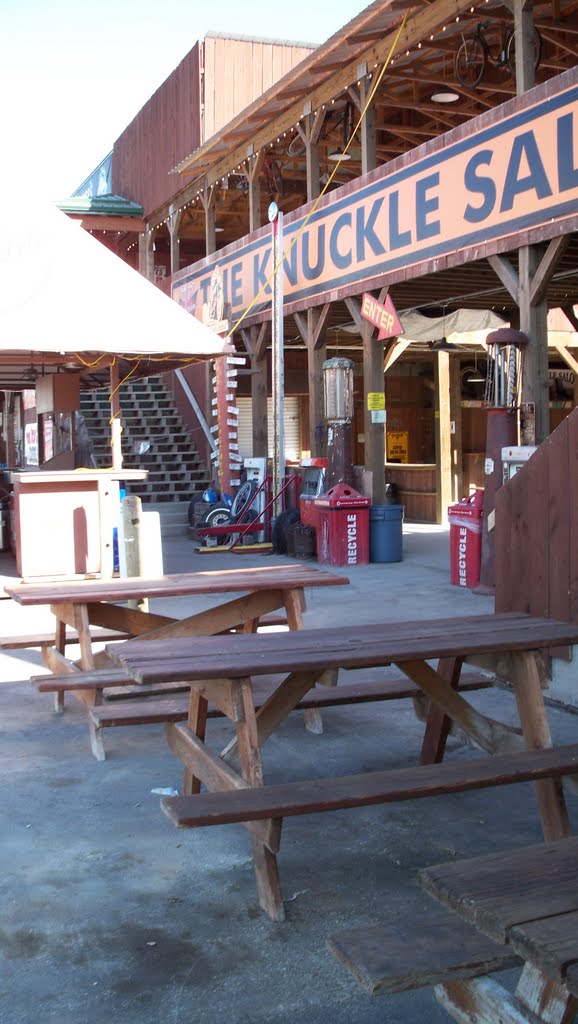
left=495, top=407, right=578, bottom=659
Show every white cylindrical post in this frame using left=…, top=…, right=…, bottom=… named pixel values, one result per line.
left=270, top=205, right=285, bottom=517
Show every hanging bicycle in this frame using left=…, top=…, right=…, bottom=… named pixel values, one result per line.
left=455, top=19, right=542, bottom=89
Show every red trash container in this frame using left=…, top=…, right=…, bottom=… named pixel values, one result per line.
left=448, top=489, right=484, bottom=588
left=315, top=483, right=370, bottom=567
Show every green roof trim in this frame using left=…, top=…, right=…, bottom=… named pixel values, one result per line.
left=56, top=195, right=144, bottom=217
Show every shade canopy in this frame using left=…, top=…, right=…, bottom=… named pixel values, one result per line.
left=0, top=203, right=227, bottom=389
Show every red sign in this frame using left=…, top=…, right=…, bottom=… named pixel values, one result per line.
left=360, top=293, right=403, bottom=341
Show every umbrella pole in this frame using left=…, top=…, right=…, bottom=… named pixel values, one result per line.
left=109, top=362, right=123, bottom=470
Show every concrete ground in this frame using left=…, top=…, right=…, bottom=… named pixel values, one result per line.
left=0, top=526, right=576, bottom=1024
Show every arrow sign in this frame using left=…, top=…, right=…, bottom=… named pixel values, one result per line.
left=361, top=293, right=403, bottom=341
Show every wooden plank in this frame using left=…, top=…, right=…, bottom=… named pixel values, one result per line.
left=138, top=589, right=286, bottom=642
left=419, top=837, right=578, bottom=944
left=220, top=670, right=322, bottom=765
left=0, top=628, right=131, bottom=650
left=509, top=650, right=571, bottom=842
left=5, top=565, right=349, bottom=605
left=108, top=615, right=578, bottom=683
left=164, top=723, right=279, bottom=852
left=420, top=657, right=463, bottom=764
left=88, top=673, right=495, bottom=727
left=569, top=411, right=578, bottom=627
left=508, top=911, right=578, bottom=985
left=329, top=910, right=519, bottom=995
left=397, top=659, right=524, bottom=756
left=161, top=743, right=578, bottom=828
left=495, top=475, right=513, bottom=613
left=547, top=420, right=571, bottom=659
left=526, top=439, right=550, bottom=621
left=33, top=669, right=134, bottom=692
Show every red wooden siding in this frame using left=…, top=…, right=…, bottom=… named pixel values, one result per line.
left=202, top=37, right=315, bottom=142
left=495, top=407, right=578, bottom=658
left=112, top=45, right=202, bottom=217
left=111, top=36, right=314, bottom=219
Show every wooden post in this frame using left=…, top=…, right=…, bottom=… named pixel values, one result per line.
left=359, top=75, right=376, bottom=175
left=168, top=206, right=182, bottom=276
left=138, top=228, right=154, bottom=281
left=294, top=306, right=330, bottom=459
left=241, top=323, right=269, bottom=458
left=122, top=495, right=148, bottom=612
left=512, top=0, right=537, bottom=94
left=450, top=358, right=464, bottom=502
left=363, top=318, right=386, bottom=505
left=434, top=351, right=452, bottom=524
left=519, top=246, right=550, bottom=443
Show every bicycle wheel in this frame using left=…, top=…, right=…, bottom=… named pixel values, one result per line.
left=507, top=26, right=542, bottom=76
left=455, top=36, right=487, bottom=88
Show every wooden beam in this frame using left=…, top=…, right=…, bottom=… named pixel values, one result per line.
left=529, top=235, right=570, bottom=306
left=552, top=343, right=578, bottom=377
left=200, top=0, right=477, bottom=187
left=434, top=351, right=452, bottom=525
left=488, top=254, right=520, bottom=303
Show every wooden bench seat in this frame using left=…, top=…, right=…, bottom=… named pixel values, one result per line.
left=88, top=673, right=494, bottom=729
left=161, top=742, right=578, bottom=828
left=1, top=628, right=131, bottom=651
left=328, top=907, right=520, bottom=995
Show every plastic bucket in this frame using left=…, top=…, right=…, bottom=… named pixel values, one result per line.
left=369, top=504, right=404, bottom=563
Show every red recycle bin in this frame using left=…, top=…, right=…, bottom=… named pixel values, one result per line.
left=315, top=483, right=370, bottom=567
left=448, top=488, right=484, bottom=588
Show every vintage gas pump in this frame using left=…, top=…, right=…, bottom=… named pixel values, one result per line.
left=323, top=357, right=355, bottom=489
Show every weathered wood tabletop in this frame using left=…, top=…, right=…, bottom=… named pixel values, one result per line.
left=6, top=564, right=348, bottom=759
left=109, top=612, right=578, bottom=921
left=419, top=837, right=578, bottom=1022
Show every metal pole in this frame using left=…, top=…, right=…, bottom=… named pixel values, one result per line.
left=271, top=209, right=285, bottom=517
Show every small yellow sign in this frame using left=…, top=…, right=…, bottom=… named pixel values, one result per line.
left=367, top=392, right=385, bottom=411
left=387, top=431, right=409, bottom=463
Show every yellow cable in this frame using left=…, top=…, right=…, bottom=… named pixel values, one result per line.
left=228, top=11, right=409, bottom=339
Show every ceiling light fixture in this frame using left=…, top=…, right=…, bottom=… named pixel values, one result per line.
left=328, top=147, right=352, bottom=162
left=431, top=89, right=460, bottom=103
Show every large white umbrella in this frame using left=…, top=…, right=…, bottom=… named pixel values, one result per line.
left=0, top=202, right=226, bottom=388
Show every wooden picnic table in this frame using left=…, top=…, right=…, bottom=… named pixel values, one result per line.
left=5, top=564, right=348, bottom=759
left=419, top=837, right=578, bottom=1023
left=109, top=612, right=578, bottom=921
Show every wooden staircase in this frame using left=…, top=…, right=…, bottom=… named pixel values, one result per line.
left=80, top=376, right=211, bottom=505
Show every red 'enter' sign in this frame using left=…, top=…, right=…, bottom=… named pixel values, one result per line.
left=361, top=293, right=403, bottom=341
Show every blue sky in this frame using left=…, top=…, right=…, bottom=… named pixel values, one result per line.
left=2, top=0, right=368, bottom=201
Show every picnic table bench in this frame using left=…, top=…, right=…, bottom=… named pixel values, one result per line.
left=330, top=837, right=578, bottom=1022
left=109, top=611, right=578, bottom=921
left=6, top=564, right=348, bottom=759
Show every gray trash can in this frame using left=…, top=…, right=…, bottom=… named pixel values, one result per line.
left=369, top=504, right=404, bottom=563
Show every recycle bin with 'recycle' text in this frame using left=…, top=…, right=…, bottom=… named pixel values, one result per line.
left=315, top=483, right=370, bottom=567
left=448, top=489, right=484, bottom=588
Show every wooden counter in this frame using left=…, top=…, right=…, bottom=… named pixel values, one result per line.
left=12, top=469, right=146, bottom=580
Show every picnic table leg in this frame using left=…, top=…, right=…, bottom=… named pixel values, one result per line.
left=53, top=618, right=67, bottom=714
left=235, top=677, right=285, bottom=922
left=515, top=962, right=578, bottom=1024
left=283, top=589, right=326, bottom=736
left=182, top=689, right=208, bottom=796
left=510, top=650, right=571, bottom=842
left=419, top=658, right=463, bottom=765
left=72, top=605, right=107, bottom=762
